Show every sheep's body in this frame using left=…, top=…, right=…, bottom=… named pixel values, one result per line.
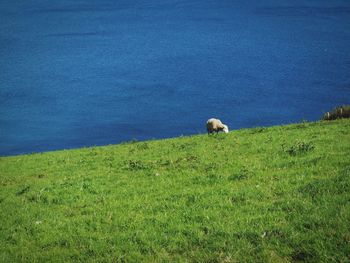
left=206, top=118, right=229, bottom=134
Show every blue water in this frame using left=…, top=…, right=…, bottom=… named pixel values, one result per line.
left=1, top=0, right=350, bottom=156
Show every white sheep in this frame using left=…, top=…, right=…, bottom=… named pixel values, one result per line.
left=206, top=118, right=229, bottom=134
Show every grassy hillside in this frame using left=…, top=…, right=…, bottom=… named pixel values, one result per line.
left=1, top=119, right=349, bottom=262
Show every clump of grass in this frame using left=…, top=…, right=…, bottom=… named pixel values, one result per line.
left=174, top=155, right=199, bottom=165
left=322, top=105, right=350, bottom=120
left=282, top=140, right=315, bottom=156
left=15, top=185, right=30, bottom=196
left=228, top=166, right=254, bottom=181
left=123, top=160, right=150, bottom=170
left=172, top=141, right=197, bottom=151
left=249, top=127, right=267, bottom=134
left=136, top=142, right=149, bottom=150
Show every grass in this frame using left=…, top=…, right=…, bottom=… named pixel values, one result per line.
left=0, top=119, right=350, bottom=262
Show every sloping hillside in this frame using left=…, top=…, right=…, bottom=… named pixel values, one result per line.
left=1, top=119, right=349, bottom=262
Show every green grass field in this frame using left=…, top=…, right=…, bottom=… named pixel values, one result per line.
left=1, top=119, right=349, bottom=262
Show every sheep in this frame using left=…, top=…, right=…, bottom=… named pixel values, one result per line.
left=206, top=118, right=229, bottom=134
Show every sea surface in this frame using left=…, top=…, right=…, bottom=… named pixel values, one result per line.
left=1, top=0, right=350, bottom=156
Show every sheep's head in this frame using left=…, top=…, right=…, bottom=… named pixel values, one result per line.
left=223, top=125, right=229, bottom=133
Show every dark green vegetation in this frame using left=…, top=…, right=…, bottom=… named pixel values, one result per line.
left=1, top=119, right=350, bottom=262
left=323, top=105, right=350, bottom=121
